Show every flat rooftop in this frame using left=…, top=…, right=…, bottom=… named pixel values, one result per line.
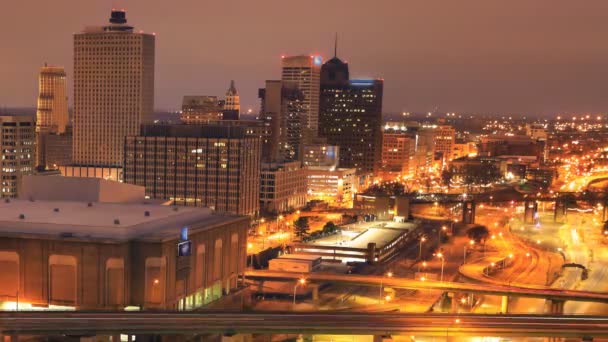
left=311, top=221, right=415, bottom=250
left=0, top=199, right=244, bottom=242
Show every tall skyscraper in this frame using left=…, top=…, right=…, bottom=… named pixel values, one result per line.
left=258, top=80, right=305, bottom=162
left=222, top=80, right=240, bottom=120
left=0, top=116, right=36, bottom=197
left=319, top=54, right=383, bottom=175
left=73, top=10, right=155, bottom=167
left=225, top=80, right=240, bottom=110
left=281, top=55, right=322, bottom=141
left=36, top=65, right=68, bottom=134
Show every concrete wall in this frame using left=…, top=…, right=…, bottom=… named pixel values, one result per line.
left=19, top=175, right=144, bottom=203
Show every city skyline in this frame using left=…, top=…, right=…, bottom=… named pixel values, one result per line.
left=2, top=0, right=608, bottom=116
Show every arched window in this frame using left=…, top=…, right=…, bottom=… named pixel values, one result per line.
left=213, top=239, right=223, bottom=281
left=0, top=251, right=19, bottom=300
left=145, top=257, right=166, bottom=305
left=195, top=244, right=206, bottom=289
left=105, top=258, right=125, bottom=306
left=49, top=255, right=77, bottom=305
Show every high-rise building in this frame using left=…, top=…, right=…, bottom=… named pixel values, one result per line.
left=36, top=65, right=68, bottom=134
left=258, top=80, right=305, bottom=162
left=281, top=55, right=322, bottom=141
left=124, top=124, right=261, bottom=216
left=73, top=10, right=155, bottom=167
left=38, top=126, right=73, bottom=170
left=181, top=96, right=223, bottom=124
left=0, top=116, right=36, bottom=197
left=319, top=55, right=383, bottom=174
left=223, top=80, right=240, bottom=120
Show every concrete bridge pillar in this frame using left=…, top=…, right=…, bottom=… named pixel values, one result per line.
left=462, top=201, right=476, bottom=224
left=554, top=199, right=566, bottom=223
left=524, top=200, right=538, bottom=224
left=500, top=295, right=510, bottom=314
left=546, top=299, right=565, bottom=314
left=449, top=292, right=459, bottom=313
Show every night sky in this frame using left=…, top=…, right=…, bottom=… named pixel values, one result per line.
left=2, top=0, right=608, bottom=116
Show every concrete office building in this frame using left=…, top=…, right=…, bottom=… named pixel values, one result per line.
left=281, top=55, right=322, bottom=140
left=0, top=176, right=248, bottom=312
left=124, top=124, right=261, bottom=216
left=73, top=10, right=155, bottom=167
left=305, top=167, right=356, bottom=207
left=260, top=161, right=307, bottom=214
left=0, top=116, right=36, bottom=198
left=319, top=55, right=383, bottom=175
left=38, top=126, right=73, bottom=170
left=181, top=96, right=223, bottom=124
left=381, top=124, right=416, bottom=179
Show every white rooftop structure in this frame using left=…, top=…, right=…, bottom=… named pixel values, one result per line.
left=6, top=176, right=245, bottom=242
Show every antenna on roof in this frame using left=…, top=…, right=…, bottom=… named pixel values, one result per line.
left=334, top=32, right=338, bottom=58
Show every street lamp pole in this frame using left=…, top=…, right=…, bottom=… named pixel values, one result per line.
left=379, top=272, right=392, bottom=304
left=437, top=253, right=445, bottom=282
left=293, top=278, right=306, bottom=307
left=419, top=237, right=426, bottom=260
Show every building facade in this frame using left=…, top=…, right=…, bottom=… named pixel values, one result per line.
left=0, top=116, right=36, bottom=198
left=306, top=167, right=356, bottom=207
left=0, top=177, right=248, bottom=312
left=73, top=10, right=155, bottom=167
left=380, top=125, right=415, bottom=179
left=223, top=80, right=240, bottom=120
left=37, top=126, right=73, bottom=170
left=260, top=161, right=307, bottom=214
left=36, top=65, right=68, bottom=134
left=124, top=125, right=261, bottom=216
left=319, top=57, right=383, bottom=175
left=181, top=96, right=223, bottom=124
left=258, top=80, right=305, bottom=162
left=302, top=143, right=340, bottom=168
left=281, top=55, right=322, bottom=140
left=434, top=125, right=456, bottom=161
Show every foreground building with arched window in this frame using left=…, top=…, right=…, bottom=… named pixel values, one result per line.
left=0, top=176, right=248, bottom=311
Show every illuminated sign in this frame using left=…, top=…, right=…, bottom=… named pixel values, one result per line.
left=180, top=227, right=188, bottom=241
left=313, top=55, right=323, bottom=66
left=178, top=240, right=192, bottom=257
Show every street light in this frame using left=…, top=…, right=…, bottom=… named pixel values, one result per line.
left=439, top=225, right=447, bottom=243
left=293, top=278, right=306, bottom=307
left=464, top=239, right=474, bottom=264
left=419, top=236, right=426, bottom=260
left=379, top=272, right=393, bottom=304
left=437, top=252, right=445, bottom=282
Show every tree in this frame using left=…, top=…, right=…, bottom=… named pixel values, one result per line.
left=441, top=168, right=454, bottom=190
left=467, top=225, right=490, bottom=244
left=293, top=217, right=310, bottom=240
left=322, top=221, right=338, bottom=234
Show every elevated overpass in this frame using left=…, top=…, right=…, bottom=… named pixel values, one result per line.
left=245, top=270, right=608, bottom=309
left=1, top=312, right=608, bottom=338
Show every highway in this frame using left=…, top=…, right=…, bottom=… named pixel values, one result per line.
left=1, top=312, right=608, bottom=338
left=246, top=269, right=608, bottom=304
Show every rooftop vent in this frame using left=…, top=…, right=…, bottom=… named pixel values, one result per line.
left=144, top=211, right=150, bottom=217
left=114, top=219, right=120, bottom=225
left=4, top=198, right=9, bottom=203
left=87, top=202, right=93, bottom=207
left=53, top=208, right=60, bottom=212
left=173, top=207, right=179, bottom=211
left=60, top=232, right=73, bottom=238
left=18, top=214, right=25, bottom=220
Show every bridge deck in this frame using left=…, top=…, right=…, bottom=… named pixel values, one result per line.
left=0, top=312, right=607, bottom=338
left=245, top=270, right=608, bottom=303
